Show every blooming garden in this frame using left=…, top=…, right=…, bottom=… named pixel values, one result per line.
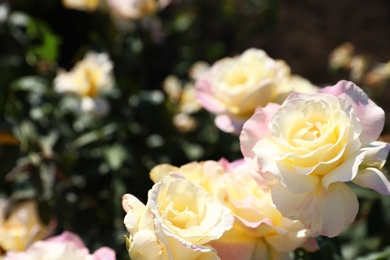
left=1, top=1, right=390, bottom=259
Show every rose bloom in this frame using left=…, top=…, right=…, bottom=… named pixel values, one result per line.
left=240, top=80, right=390, bottom=237
left=107, top=0, right=156, bottom=20
left=62, top=0, right=100, bottom=11
left=195, top=48, right=317, bottom=134
left=0, top=200, right=51, bottom=254
left=122, top=173, right=233, bottom=260
left=151, top=160, right=317, bottom=260
left=3, top=231, right=115, bottom=260
left=54, top=51, right=114, bottom=116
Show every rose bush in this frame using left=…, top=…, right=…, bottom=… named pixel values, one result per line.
left=240, top=80, right=390, bottom=237
left=122, top=173, right=233, bottom=260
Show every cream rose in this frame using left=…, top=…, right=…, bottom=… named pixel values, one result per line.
left=0, top=200, right=50, bottom=253
left=62, top=0, right=100, bottom=11
left=213, top=159, right=316, bottom=260
left=195, top=48, right=317, bottom=134
left=240, top=80, right=390, bottom=237
left=122, top=173, right=233, bottom=260
left=150, top=160, right=317, bottom=259
left=107, top=0, right=156, bottom=20
left=54, top=51, right=114, bottom=116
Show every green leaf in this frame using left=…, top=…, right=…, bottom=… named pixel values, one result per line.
left=71, top=123, right=118, bottom=148
left=104, top=144, right=127, bottom=171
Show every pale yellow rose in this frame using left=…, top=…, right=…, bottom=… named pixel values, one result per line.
left=211, top=159, right=314, bottom=260
left=0, top=200, right=50, bottom=253
left=62, top=0, right=100, bottom=11
left=195, top=48, right=296, bottom=133
left=162, top=64, right=203, bottom=132
left=328, top=42, right=355, bottom=70
left=122, top=173, right=233, bottom=260
left=172, top=113, right=198, bottom=132
left=150, top=160, right=316, bottom=259
left=107, top=0, right=156, bottom=20
left=54, top=51, right=114, bottom=116
left=150, top=161, right=226, bottom=198
left=241, top=81, right=390, bottom=237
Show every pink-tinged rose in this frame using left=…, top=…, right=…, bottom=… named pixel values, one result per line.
left=210, top=159, right=316, bottom=260
left=195, top=48, right=318, bottom=134
left=150, top=160, right=317, bottom=259
left=240, top=80, right=390, bottom=237
left=0, top=200, right=54, bottom=253
left=3, top=231, right=115, bottom=260
left=122, top=173, right=233, bottom=260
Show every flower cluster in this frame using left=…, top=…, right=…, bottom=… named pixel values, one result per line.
left=4, top=0, right=390, bottom=258
left=0, top=199, right=115, bottom=259
left=122, top=49, right=390, bottom=258
left=123, top=159, right=316, bottom=259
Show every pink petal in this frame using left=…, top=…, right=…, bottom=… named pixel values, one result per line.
left=353, top=168, right=390, bottom=195
left=92, top=247, right=116, bottom=260
left=240, top=103, right=280, bottom=169
left=319, top=80, right=385, bottom=146
left=215, top=114, right=246, bottom=134
left=195, top=78, right=226, bottom=114
left=46, top=231, right=86, bottom=249
left=300, top=237, right=319, bottom=252
left=271, top=182, right=359, bottom=237
left=210, top=238, right=268, bottom=260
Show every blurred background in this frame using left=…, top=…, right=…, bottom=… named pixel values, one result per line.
left=1, top=0, right=390, bottom=259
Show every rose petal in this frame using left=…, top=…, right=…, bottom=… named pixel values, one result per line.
left=319, top=80, right=385, bottom=146
left=321, top=150, right=365, bottom=189
left=46, top=231, right=85, bottom=249
left=271, top=182, right=359, bottom=237
left=210, top=236, right=267, bottom=260
left=360, top=141, right=390, bottom=168
left=129, top=230, right=165, bottom=260
left=300, top=237, right=319, bottom=252
left=353, top=168, right=390, bottom=195
left=240, top=103, right=279, bottom=170
left=80, top=97, right=109, bottom=116
left=215, top=114, right=246, bottom=134
left=92, top=247, right=116, bottom=260
left=265, top=221, right=311, bottom=252
left=276, top=161, right=320, bottom=193
left=196, top=78, right=227, bottom=114
left=149, top=164, right=179, bottom=183
left=122, top=194, right=147, bottom=234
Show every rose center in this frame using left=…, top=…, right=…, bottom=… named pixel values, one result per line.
left=225, top=71, right=248, bottom=86
left=79, top=67, right=99, bottom=97
left=293, top=123, right=321, bottom=142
